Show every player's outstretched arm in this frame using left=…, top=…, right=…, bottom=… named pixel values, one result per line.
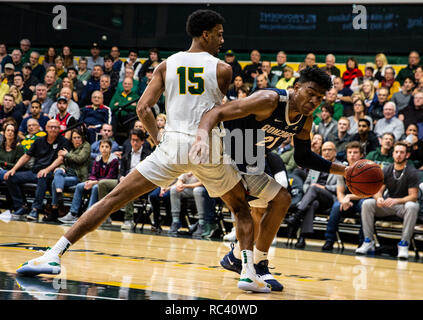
left=136, top=61, right=166, bottom=145
left=294, top=118, right=347, bottom=177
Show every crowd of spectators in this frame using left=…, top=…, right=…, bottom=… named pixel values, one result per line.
left=1, top=39, right=423, bottom=251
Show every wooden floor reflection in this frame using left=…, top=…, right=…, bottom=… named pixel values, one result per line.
left=0, top=219, right=423, bottom=300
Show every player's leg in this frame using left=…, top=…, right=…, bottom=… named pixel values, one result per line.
left=16, top=170, right=157, bottom=276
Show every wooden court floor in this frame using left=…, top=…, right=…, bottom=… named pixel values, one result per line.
left=1, top=218, right=423, bottom=300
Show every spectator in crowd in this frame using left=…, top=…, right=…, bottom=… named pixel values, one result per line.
left=61, top=138, right=119, bottom=223
left=356, top=141, right=420, bottom=259
left=322, top=141, right=366, bottom=251
left=373, top=102, right=404, bottom=141
left=304, top=53, right=316, bottom=68
left=413, top=66, right=423, bottom=87
left=313, top=87, right=343, bottom=125
left=54, top=56, right=67, bottom=80
left=237, top=85, right=250, bottom=99
left=20, top=118, right=46, bottom=154
left=396, top=51, right=420, bottom=85
left=8, top=85, right=27, bottom=115
left=28, top=51, right=45, bottom=84
left=312, top=104, right=337, bottom=141
left=0, top=123, right=24, bottom=181
left=96, top=129, right=152, bottom=229
left=119, top=49, right=142, bottom=82
left=326, top=117, right=352, bottom=162
left=121, top=120, right=153, bottom=154
left=102, top=55, right=119, bottom=90
left=110, top=46, right=123, bottom=72
left=44, top=70, right=61, bottom=100
left=19, top=39, right=31, bottom=63
left=5, top=119, right=71, bottom=221
left=117, top=68, right=139, bottom=94
left=359, top=79, right=378, bottom=113
left=58, top=76, right=78, bottom=103
left=77, top=58, right=91, bottom=84
left=379, top=66, right=400, bottom=100
left=333, top=77, right=353, bottom=116
left=48, top=87, right=80, bottom=120
left=242, top=49, right=262, bottom=85
left=66, top=67, right=84, bottom=102
left=223, top=49, right=242, bottom=83
left=61, top=46, right=77, bottom=71
left=87, top=43, right=104, bottom=71
left=392, top=76, right=415, bottom=113
left=285, top=141, right=339, bottom=248
left=398, top=91, right=423, bottom=138
left=260, top=60, right=273, bottom=85
left=350, top=62, right=379, bottom=93
left=80, top=91, right=112, bottom=143
left=18, top=100, right=49, bottom=139
left=138, top=48, right=162, bottom=80
left=269, top=51, right=287, bottom=87
left=275, top=66, right=295, bottom=90
left=110, top=77, right=140, bottom=134
left=347, top=98, right=373, bottom=135
left=373, top=53, right=389, bottom=82
left=10, top=49, right=23, bottom=73
left=90, top=123, right=120, bottom=160
left=292, top=133, right=323, bottom=183
left=30, top=83, right=53, bottom=116
left=3, top=63, right=15, bottom=85
left=148, top=186, right=172, bottom=232
left=0, top=43, right=12, bottom=71
left=348, top=118, right=380, bottom=156
left=22, top=62, right=39, bottom=91
left=0, top=74, right=9, bottom=105
left=251, top=73, right=271, bottom=92
left=403, top=123, right=423, bottom=172
left=414, top=77, right=423, bottom=95
left=275, top=136, right=297, bottom=173
left=0, top=94, right=23, bottom=127
left=98, top=74, right=115, bottom=107
left=42, top=47, right=56, bottom=70
left=169, top=172, right=217, bottom=238
left=325, top=54, right=341, bottom=77
left=80, top=64, right=104, bottom=107
left=0, top=118, right=17, bottom=144
left=53, top=96, right=78, bottom=140
left=369, top=86, right=389, bottom=122
left=342, top=57, right=363, bottom=88
left=225, top=75, right=244, bottom=102
left=51, top=128, right=91, bottom=222
left=366, top=131, right=394, bottom=169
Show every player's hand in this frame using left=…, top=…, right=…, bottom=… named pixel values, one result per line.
left=343, top=166, right=349, bottom=178
left=189, top=134, right=209, bottom=165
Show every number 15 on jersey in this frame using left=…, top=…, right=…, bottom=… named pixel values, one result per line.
left=177, top=66, right=205, bottom=95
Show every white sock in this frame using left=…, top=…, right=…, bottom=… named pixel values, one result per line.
left=240, top=249, right=254, bottom=274
left=254, top=247, right=268, bottom=264
left=233, top=242, right=241, bottom=260
left=46, top=236, right=72, bottom=258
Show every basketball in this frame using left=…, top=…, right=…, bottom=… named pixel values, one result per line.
left=345, top=159, right=384, bottom=197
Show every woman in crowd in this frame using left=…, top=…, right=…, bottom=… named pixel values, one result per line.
left=347, top=98, right=373, bottom=135
left=59, top=138, right=119, bottom=224
left=0, top=123, right=24, bottom=181
left=378, top=66, right=401, bottom=100
left=275, top=66, right=295, bottom=90
left=55, top=56, right=67, bottom=80
left=58, top=76, right=78, bottom=102
left=403, top=123, right=423, bottom=171
left=373, top=53, right=389, bottom=82
left=8, top=85, right=26, bottom=115
left=342, top=57, right=363, bottom=88
left=359, top=79, right=379, bottom=113
left=51, top=128, right=91, bottom=222
left=61, top=46, right=78, bottom=71
left=138, top=48, right=162, bottom=79
left=42, top=47, right=57, bottom=69
left=224, top=75, right=244, bottom=102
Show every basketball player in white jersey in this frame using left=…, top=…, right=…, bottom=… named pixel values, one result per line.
left=16, top=9, right=273, bottom=293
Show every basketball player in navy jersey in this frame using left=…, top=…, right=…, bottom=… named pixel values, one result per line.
left=16, top=9, right=274, bottom=293
left=190, top=66, right=349, bottom=290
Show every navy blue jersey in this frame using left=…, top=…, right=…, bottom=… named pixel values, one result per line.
left=223, top=88, right=307, bottom=174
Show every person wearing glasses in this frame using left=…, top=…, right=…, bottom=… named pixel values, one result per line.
left=3, top=119, right=71, bottom=221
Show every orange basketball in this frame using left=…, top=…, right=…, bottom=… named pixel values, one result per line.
left=345, top=159, right=384, bottom=197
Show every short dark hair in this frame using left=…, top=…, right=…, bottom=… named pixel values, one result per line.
left=130, top=129, right=145, bottom=141
left=103, top=55, right=113, bottom=62
left=99, top=138, right=112, bottom=148
left=31, top=100, right=41, bottom=108
left=382, top=132, right=395, bottom=141
left=358, top=118, right=371, bottom=127
left=321, top=103, right=334, bottom=116
left=13, top=73, right=23, bottom=81
left=394, top=140, right=411, bottom=153
left=128, top=49, right=138, bottom=56
left=186, top=9, right=225, bottom=38
left=345, top=141, right=364, bottom=154
left=67, top=67, right=77, bottom=73
left=298, top=65, right=332, bottom=92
